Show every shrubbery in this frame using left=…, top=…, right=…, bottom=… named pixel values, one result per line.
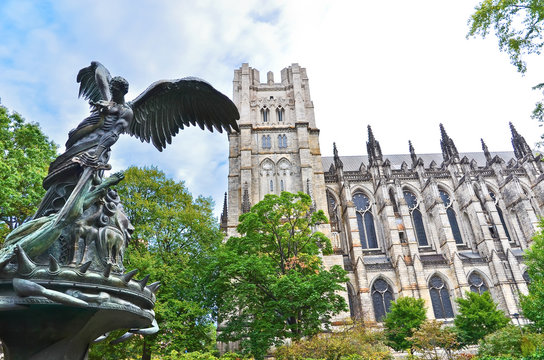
left=274, top=322, right=392, bottom=360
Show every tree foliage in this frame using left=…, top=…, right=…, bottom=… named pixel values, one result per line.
left=0, top=105, right=57, bottom=241
left=478, top=325, right=544, bottom=358
left=454, top=290, right=510, bottom=346
left=468, top=0, right=544, bottom=74
left=204, top=191, right=348, bottom=359
left=383, top=296, right=427, bottom=351
left=274, top=322, right=392, bottom=360
left=408, top=320, right=458, bottom=360
left=89, top=166, right=223, bottom=359
left=521, top=218, right=544, bottom=331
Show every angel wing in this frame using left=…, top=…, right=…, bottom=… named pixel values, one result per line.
left=127, top=77, right=240, bottom=151
left=76, top=61, right=112, bottom=102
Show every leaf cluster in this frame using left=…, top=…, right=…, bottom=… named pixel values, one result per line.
left=274, top=322, right=392, bottom=360
left=383, top=296, right=427, bottom=351
left=454, top=291, right=510, bottom=346
left=521, top=218, right=544, bottom=331
left=0, top=105, right=57, bottom=240
left=468, top=0, right=544, bottom=74
left=478, top=325, right=544, bottom=358
left=203, top=192, right=347, bottom=359
left=408, top=320, right=459, bottom=360
left=89, top=167, right=223, bottom=359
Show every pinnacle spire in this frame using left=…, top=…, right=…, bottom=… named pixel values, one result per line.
left=409, top=140, right=417, bottom=165
left=333, top=142, right=343, bottom=169
left=510, top=122, right=532, bottom=159
left=481, top=138, right=492, bottom=163
left=242, top=184, right=250, bottom=214
left=439, top=123, right=459, bottom=162
left=220, top=192, right=228, bottom=232
left=366, top=125, right=383, bottom=166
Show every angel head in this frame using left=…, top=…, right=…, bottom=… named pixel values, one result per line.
left=110, top=76, right=129, bottom=96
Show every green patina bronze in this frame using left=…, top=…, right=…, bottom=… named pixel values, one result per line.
left=0, top=61, right=239, bottom=359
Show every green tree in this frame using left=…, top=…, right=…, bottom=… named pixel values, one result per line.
left=468, top=0, right=544, bottom=74
left=454, top=290, right=510, bottom=346
left=468, top=1, right=544, bottom=134
left=383, top=296, right=427, bottom=351
left=204, top=191, right=348, bottom=359
left=89, top=166, right=223, bottom=359
left=0, top=105, right=57, bottom=241
left=521, top=218, right=544, bottom=331
left=408, top=320, right=458, bottom=360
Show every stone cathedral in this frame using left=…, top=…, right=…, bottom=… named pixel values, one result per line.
left=222, top=63, right=544, bottom=324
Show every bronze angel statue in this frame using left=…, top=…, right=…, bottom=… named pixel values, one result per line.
left=35, top=61, right=240, bottom=218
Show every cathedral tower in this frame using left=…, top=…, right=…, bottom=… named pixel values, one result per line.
left=226, top=63, right=328, bottom=236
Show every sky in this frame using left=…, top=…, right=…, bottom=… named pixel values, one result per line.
left=1, top=0, right=543, bottom=217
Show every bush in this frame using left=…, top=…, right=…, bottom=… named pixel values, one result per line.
left=408, top=320, right=458, bottom=359
left=383, top=297, right=426, bottom=351
left=478, top=325, right=544, bottom=358
left=454, top=291, right=510, bottom=346
left=274, top=323, right=392, bottom=360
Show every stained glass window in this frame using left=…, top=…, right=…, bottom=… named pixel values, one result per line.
left=403, top=190, right=428, bottom=246
left=468, top=272, right=488, bottom=294
left=429, top=275, right=454, bottom=319
left=353, top=193, right=378, bottom=249
left=372, top=279, right=394, bottom=321
left=439, top=190, right=463, bottom=244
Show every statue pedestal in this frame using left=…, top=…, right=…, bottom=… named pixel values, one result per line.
left=0, top=301, right=153, bottom=360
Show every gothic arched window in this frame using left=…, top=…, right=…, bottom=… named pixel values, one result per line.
left=439, top=190, right=463, bottom=244
left=277, top=134, right=287, bottom=148
left=280, top=179, right=284, bottom=192
left=489, top=191, right=512, bottom=242
left=372, top=278, right=394, bottom=321
left=403, top=190, right=428, bottom=246
left=429, top=275, right=454, bottom=319
left=276, top=106, right=284, bottom=122
left=261, top=106, right=269, bottom=122
left=353, top=192, right=378, bottom=249
left=262, top=135, right=271, bottom=149
left=270, top=180, right=273, bottom=192
left=468, top=272, right=488, bottom=294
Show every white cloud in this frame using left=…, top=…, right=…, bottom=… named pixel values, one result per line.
left=1, top=0, right=543, bottom=216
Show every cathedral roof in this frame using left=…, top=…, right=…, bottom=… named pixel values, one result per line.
left=322, top=151, right=516, bottom=171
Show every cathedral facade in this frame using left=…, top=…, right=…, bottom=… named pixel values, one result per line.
left=223, top=63, right=544, bottom=324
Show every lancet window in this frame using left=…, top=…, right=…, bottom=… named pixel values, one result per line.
left=429, top=275, right=454, bottom=319
left=468, top=272, right=488, bottom=294
left=278, top=134, right=287, bottom=148
left=403, top=190, right=428, bottom=246
left=261, top=135, right=271, bottom=149
left=353, top=192, right=378, bottom=249
left=276, top=106, right=284, bottom=122
left=489, top=191, right=512, bottom=242
left=439, top=189, right=463, bottom=244
left=261, top=106, right=269, bottom=122
left=372, top=278, right=394, bottom=321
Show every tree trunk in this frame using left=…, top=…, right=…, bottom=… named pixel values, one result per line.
left=142, top=338, right=151, bottom=360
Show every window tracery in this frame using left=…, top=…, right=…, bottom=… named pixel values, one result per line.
left=429, top=275, right=454, bottom=319
left=468, top=272, right=488, bottom=294
left=353, top=192, right=378, bottom=249
left=403, top=190, right=428, bottom=246
left=439, top=189, right=463, bottom=244
left=372, top=278, right=394, bottom=321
